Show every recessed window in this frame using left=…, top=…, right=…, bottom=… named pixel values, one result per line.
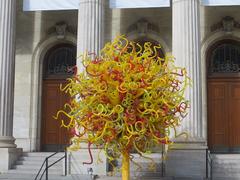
left=43, top=43, right=76, bottom=79
left=208, top=41, right=240, bottom=75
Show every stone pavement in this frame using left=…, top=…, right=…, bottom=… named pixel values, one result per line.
left=2, top=174, right=239, bottom=180
left=97, top=177, right=204, bottom=180
left=0, top=174, right=208, bottom=180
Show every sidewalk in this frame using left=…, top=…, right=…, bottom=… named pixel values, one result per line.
left=71, top=175, right=205, bottom=180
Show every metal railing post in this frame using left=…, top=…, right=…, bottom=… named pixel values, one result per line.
left=210, top=158, right=213, bottom=180
left=206, top=149, right=208, bottom=179
left=161, top=144, right=165, bottom=177
left=65, top=150, right=67, bottom=176
left=46, top=158, right=48, bottom=180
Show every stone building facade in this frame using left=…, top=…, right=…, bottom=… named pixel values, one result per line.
left=1, top=0, right=240, bottom=178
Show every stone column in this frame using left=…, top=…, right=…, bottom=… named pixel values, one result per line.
left=70, top=0, right=107, bottom=175
left=0, top=0, right=22, bottom=172
left=172, top=0, right=203, bottom=141
left=0, top=0, right=17, bottom=149
left=77, top=0, right=104, bottom=64
left=166, top=0, right=206, bottom=178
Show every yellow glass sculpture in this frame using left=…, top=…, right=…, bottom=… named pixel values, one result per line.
left=54, top=36, right=190, bottom=180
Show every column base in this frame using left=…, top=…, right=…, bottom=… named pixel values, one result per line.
left=0, top=136, right=17, bottom=148
left=165, top=141, right=207, bottom=178
left=0, top=148, right=22, bottom=172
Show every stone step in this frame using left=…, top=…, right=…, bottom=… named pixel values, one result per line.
left=22, top=152, right=65, bottom=157
left=20, top=154, right=65, bottom=159
left=7, top=169, right=63, bottom=175
left=2, top=152, right=66, bottom=178
left=213, top=160, right=240, bottom=164
left=211, top=154, right=240, bottom=160
left=0, top=174, right=178, bottom=180
left=213, top=168, right=240, bottom=173
left=18, top=157, right=64, bottom=162
left=212, top=170, right=240, bottom=174
left=212, top=165, right=240, bottom=171
left=213, top=159, right=240, bottom=163
left=0, top=174, right=88, bottom=180
left=210, top=154, right=240, bottom=179
left=15, top=159, right=64, bottom=166
left=0, top=173, right=180, bottom=180
left=13, top=163, right=62, bottom=170
left=212, top=165, right=240, bottom=170
left=212, top=178, right=240, bottom=180
left=213, top=168, right=240, bottom=172
left=213, top=158, right=240, bottom=161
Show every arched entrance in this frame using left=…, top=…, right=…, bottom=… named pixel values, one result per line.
left=41, top=43, right=76, bottom=152
left=207, top=39, right=240, bottom=152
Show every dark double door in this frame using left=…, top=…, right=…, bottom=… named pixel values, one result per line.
left=208, top=78, right=240, bottom=152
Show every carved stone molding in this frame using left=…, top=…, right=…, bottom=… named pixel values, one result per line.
left=47, top=21, right=77, bottom=39
left=211, top=16, right=240, bottom=34
left=127, top=19, right=159, bottom=37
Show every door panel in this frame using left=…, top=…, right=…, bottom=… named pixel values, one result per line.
left=41, top=80, right=71, bottom=151
left=229, top=83, right=240, bottom=150
left=208, top=79, right=240, bottom=152
left=208, top=81, right=228, bottom=151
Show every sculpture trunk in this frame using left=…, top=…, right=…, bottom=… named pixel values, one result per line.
left=122, top=151, right=130, bottom=180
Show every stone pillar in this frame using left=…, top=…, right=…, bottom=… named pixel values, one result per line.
left=0, top=0, right=22, bottom=172
left=166, top=0, right=206, bottom=178
left=172, top=0, right=203, bottom=141
left=70, top=0, right=107, bottom=175
left=77, top=0, right=104, bottom=62
left=0, top=0, right=17, bottom=149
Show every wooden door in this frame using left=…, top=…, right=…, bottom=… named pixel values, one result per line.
left=41, top=79, right=72, bottom=151
left=229, top=81, right=240, bottom=151
left=41, top=43, right=76, bottom=152
left=208, top=79, right=240, bottom=152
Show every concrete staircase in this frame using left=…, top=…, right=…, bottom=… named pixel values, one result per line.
left=211, top=154, right=240, bottom=180
left=7, top=152, right=240, bottom=180
left=0, top=152, right=71, bottom=180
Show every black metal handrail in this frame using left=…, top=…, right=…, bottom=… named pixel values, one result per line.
left=206, top=149, right=212, bottom=180
left=161, top=144, right=165, bottom=177
left=34, top=150, right=67, bottom=180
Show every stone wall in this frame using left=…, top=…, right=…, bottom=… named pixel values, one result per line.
left=14, top=0, right=78, bottom=151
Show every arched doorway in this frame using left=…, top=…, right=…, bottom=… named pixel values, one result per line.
left=41, top=43, right=76, bottom=152
left=207, top=39, right=240, bottom=152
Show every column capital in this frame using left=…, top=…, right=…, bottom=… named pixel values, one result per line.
left=172, top=0, right=201, bottom=3
left=79, top=0, right=105, bottom=5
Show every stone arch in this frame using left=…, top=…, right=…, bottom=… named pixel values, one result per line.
left=30, top=34, right=76, bottom=151
left=126, top=19, right=170, bottom=54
